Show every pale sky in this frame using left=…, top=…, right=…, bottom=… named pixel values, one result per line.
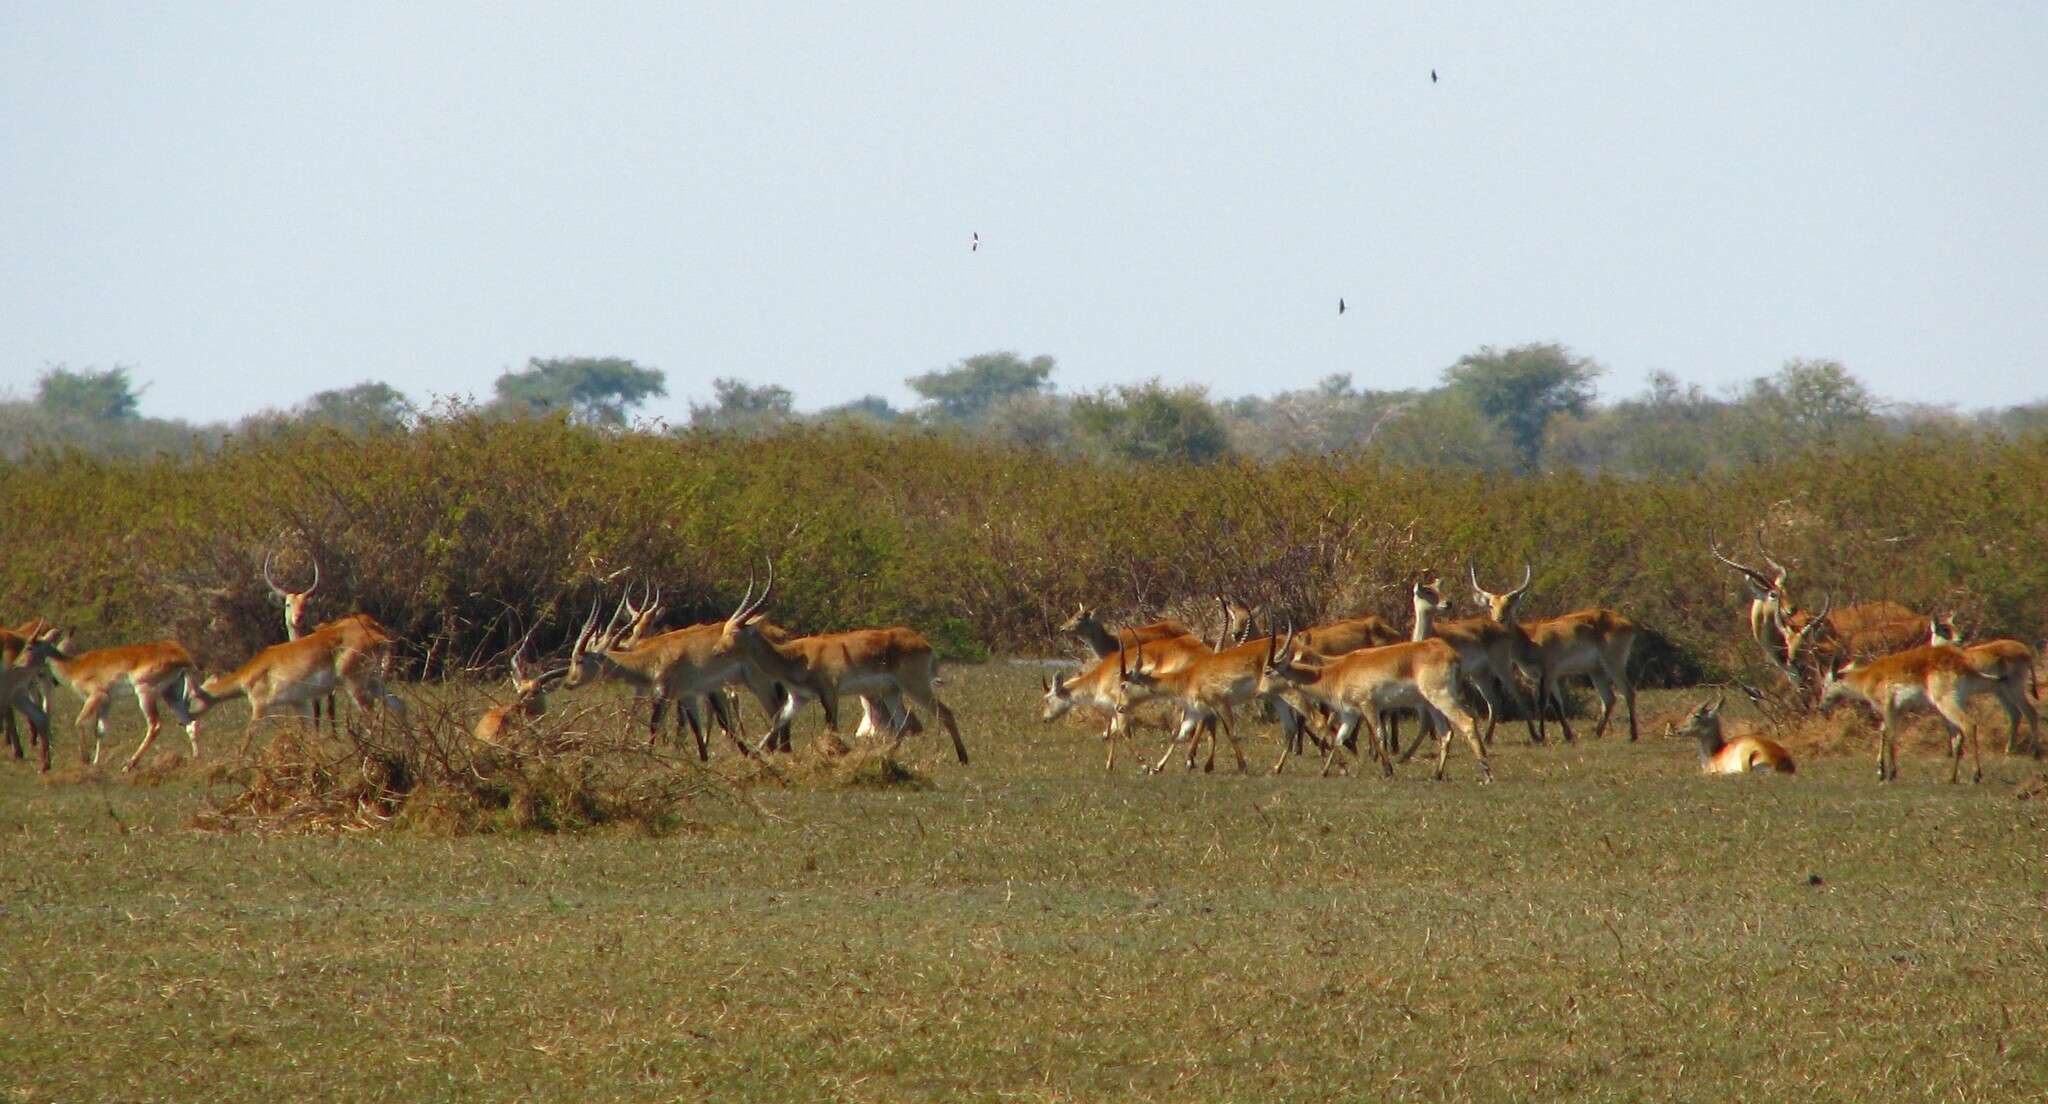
left=3, top=3, right=2044, bottom=425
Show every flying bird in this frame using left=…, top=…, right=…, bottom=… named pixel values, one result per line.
left=1431, top=69, right=1438, bottom=83
left=1338, top=298, right=1346, bottom=315
left=971, top=232, right=979, bottom=252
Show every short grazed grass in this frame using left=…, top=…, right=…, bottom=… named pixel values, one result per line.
left=3, top=665, right=2046, bottom=1102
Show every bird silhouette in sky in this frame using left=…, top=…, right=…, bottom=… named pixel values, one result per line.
left=1431, top=69, right=1438, bottom=83
left=971, top=232, right=979, bottom=252
left=1338, top=298, right=1347, bottom=315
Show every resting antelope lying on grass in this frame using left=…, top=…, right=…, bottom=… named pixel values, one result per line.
left=1663, top=695, right=1795, bottom=775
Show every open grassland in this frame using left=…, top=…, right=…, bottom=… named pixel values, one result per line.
left=4, top=664, right=2047, bottom=1102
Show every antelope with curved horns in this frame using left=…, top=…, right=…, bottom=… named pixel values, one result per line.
left=712, top=565, right=970, bottom=763
left=1773, top=593, right=1927, bottom=697
left=1663, top=694, right=1795, bottom=775
left=1254, top=626, right=1490, bottom=782
left=560, top=587, right=764, bottom=760
left=264, top=550, right=337, bottom=730
left=1928, top=616, right=2040, bottom=756
left=1709, top=533, right=1789, bottom=658
left=14, top=635, right=208, bottom=770
left=1819, top=643, right=2006, bottom=783
left=1470, top=562, right=1640, bottom=743
left=1410, top=570, right=1522, bottom=745
left=473, top=620, right=569, bottom=746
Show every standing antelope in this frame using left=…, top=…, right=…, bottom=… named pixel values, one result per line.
left=1928, top=617, right=2040, bottom=756
left=263, top=551, right=339, bottom=730
left=561, top=596, right=763, bottom=760
left=1664, top=695, right=1796, bottom=775
left=1819, top=644, right=2005, bottom=783
left=1470, top=563, right=1640, bottom=743
left=710, top=574, right=970, bottom=763
left=1110, top=626, right=1327, bottom=776
left=193, top=616, right=406, bottom=756
left=0, top=628, right=53, bottom=770
left=15, top=636, right=207, bottom=770
left=1410, top=571, right=1522, bottom=745
left=1254, top=628, right=1490, bottom=782
left=1059, top=605, right=1201, bottom=658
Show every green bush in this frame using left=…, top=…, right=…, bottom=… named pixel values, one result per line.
left=3, top=409, right=2043, bottom=687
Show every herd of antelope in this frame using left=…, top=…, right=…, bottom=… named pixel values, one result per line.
left=0, top=533, right=2039, bottom=785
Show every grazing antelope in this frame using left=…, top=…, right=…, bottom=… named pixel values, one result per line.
left=1254, top=628, right=1490, bottom=782
left=15, top=636, right=207, bottom=770
left=1470, top=564, right=1640, bottom=743
left=711, top=575, right=970, bottom=763
left=1041, top=632, right=1211, bottom=771
left=1664, top=695, right=1796, bottom=775
left=1818, top=644, right=2005, bottom=783
left=194, top=618, right=407, bottom=756
left=1928, top=617, right=2040, bottom=756
left=472, top=631, right=567, bottom=746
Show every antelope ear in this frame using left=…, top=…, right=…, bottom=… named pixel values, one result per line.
left=1040, top=673, right=1050, bottom=692
left=743, top=613, right=767, bottom=627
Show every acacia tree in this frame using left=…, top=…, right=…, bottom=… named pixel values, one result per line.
left=1441, top=343, right=1602, bottom=472
left=37, top=365, right=143, bottom=421
left=1069, top=380, right=1231, bottom=464
left=687, top=378, right=795, bottom=432
left=908, top=352, right=1055, bottom=422
left=493, top=356, right=667, bottom=426
left=298, top=381, right=413, bottom=433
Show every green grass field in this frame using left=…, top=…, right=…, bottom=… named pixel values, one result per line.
left=4, top=665, right=2046, bottom=1102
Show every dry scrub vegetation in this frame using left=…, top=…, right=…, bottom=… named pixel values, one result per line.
left=4, top=667, right=2047, bottom=1102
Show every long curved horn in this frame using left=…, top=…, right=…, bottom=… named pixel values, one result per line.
left=1754, top=525, right=1789, bottom=587
left=304, top=556, right=320, bottom=597
left=1514, top=562, right=1533, bottom=596
left=1710, top=537, right=1779, bottom=593
left=262, top=551, right=287, bottom=599
left=1467, top=561, right=1487, bottom=597
left=726, top=576, right=757, bottom=627
left=1710, top=691, right=1727, bottom=714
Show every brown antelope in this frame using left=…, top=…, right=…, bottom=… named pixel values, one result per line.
left=1110, top=625, right=1332, bottom=776
left=709, top=575, right=970, bottom=763
left=0, top=628, right=53, bottom=770
left=1664, top=695, right=1795, bottom=775
left=192, top=617, right=407, bottom=755
left=1710, top=535, right=1792, bottom=669
left=1469, top=564, right=1640, bottom=743
left=15, top=636, right=207, bottom=770
left=472, top=628, right=567, bottom=745
left=263, top=552, right=335, bottom=729
left=1059, top=604, right=1200, bottom=658
left=1041, top=633, right=1212, bottom=771
left=561, top=596, right=763, bottom=760
left=1818, top=644, right=2006, bottom=783
left=1774, top=593, right=1928, bottom=697
left=1409, top=572, right=1523, bottom=745
left=1928, top=617, right=2040, bottom=756
left=1254, top=628, right=1490, bottom=782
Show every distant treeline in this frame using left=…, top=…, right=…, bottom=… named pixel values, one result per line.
left=3, top=411, right=2042, bottom=684
left=6, top=345, right=2046, bottom=478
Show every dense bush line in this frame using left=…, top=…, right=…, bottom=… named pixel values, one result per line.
left=3, top=414, right=2043, bottom=684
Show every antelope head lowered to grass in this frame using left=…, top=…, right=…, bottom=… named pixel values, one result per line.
left=1663, top=695, right=1795, bottom=775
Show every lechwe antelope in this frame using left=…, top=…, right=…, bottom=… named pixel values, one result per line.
left=0, top=628, right=53, bottom=770
left=1819, top=644, right=2008, bottom=783
left=560, top=593, right=764, bottom=760
left=1470, top=563, right=1640, bottom=743
left=473, top=628, right=568, bottom=745
left=262, top=551, right=340, bottom=729
left=1410, top=571, right=1524, bottom=745
left=1059, top=604, right=1201, bottom=657
left=1255, top=627, right=1491, bottom=782
left=14, top=635, right=207, bottom=770
left=1041, top=632, right=1213, bottom=771
left=1111, top=627, right=1329, bottom=776
left=1928, top=617, right=2041, bottom=756
left=1664, top=695, right=1795, bottom=775
left=1773, top=592, right=1928, bottom=698
left=711, top=574, right=970, bottom=763
left=194, top=617, right=407, bottom=756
